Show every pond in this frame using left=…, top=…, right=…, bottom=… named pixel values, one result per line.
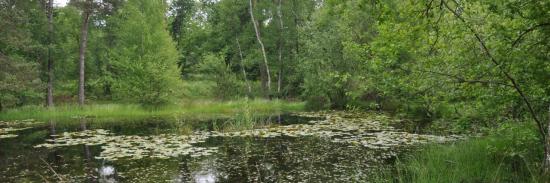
left=0, top=111, right=460, bottom=182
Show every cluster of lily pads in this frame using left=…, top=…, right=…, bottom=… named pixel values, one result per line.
left=34, top=111, right=462, bottom=161
left=0, top=120, right=40, bottom=139
left=35, top=129, right=218, bottom=161
left=0, top=119, right=43, bottom=126
left=0, top=127, right=30, bottom=139
left=211, top=111, right=462, bottom=150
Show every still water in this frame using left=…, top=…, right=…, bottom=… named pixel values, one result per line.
left=0, top=112, right=454, bottom=182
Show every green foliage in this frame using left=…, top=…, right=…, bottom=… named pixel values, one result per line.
left=194, top=53, right=243, bottom=99
left=109, top=0, right=182, bottom=105
left=181, top=80, right=217, bottom=99
left=299, top=0, right=376, bottom=110
left=0, top=0, right=47, bottom=110
left=0, top=58, right=43, bottom=110
left=51, top=6, right=81, bottom=97
left=296, top=0, right=550, bottom=133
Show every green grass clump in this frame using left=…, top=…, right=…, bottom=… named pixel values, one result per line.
left=0, top=99, right=305, bottom=122
left=381, top=123, right=544, bottom=183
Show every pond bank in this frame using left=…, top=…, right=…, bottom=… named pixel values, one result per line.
left=0, top=99, right=305, bottom=122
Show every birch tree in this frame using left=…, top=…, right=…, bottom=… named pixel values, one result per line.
left=249, top=0, right=271, bottom=98
left=276, top=0, right=284, bottom=96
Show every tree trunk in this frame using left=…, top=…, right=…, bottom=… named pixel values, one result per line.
left=46, top=0, right=54, bottom=107
left=249, top=0, right=271, bottom=98
left=545, top=105, right=550, bottom=175
left=291, top=0, right=300, bottom=97
left=236, top=37, right=252, bottom=97
left=78, top=0, right=92, bottom=106
left=276, top=0, right=284, bottom=97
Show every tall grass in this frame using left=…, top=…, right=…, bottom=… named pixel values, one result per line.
left=220, top=98, right=269, bottom=131
left=377, top=123, right=544, bottom=183
left=0, top=99, right=305, bottom=122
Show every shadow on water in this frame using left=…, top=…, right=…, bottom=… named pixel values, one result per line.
left=0, top=113, right=412, bottom=182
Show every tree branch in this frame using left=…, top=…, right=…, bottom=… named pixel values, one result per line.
left=442, top=0, right=546, bottom=139
left=511, top=22, right=550, bottom=48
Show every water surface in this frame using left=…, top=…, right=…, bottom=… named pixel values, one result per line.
left=0, top=112, right=455, bottom=182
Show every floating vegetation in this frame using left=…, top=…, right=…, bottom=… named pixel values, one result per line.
left=0, top=134, right=18, bottom=139
left=34, top=111, right=462, bottom=163
left=8, top=111, right=467, bottom=182
left=0, top=127, right=32, bottom=139
left=0, top=119, right=43, bottom=127
left=0, top=119, right=43, bottom=139
left=211, top=111, right=462, bottom=150
left=35, top=129, right=218, bottom=161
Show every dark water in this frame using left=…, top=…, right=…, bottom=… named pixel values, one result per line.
left=0, top=114, right=395, bottom=182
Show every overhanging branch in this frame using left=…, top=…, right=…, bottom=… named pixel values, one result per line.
left=442, top=0, right=546, bottom=139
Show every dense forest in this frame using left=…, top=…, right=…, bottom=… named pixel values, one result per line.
left=1, top=0, right=550, bottom=182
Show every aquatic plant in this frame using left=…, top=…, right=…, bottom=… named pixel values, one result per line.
left=35, top=111, right=461, bottom=163
left=213, top=111, right=462, bottom=150
left=0, top=120, right=42, bottom=139
left=35, top=129, right=218, bottom=161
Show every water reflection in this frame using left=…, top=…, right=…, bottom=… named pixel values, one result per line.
left=192, top=159, right=218, bottom=183
left=99, top=165, right=117, bottom=183
left=194, top=171, right=217, bottom=183
left=0, top=112, right=444, bottom=182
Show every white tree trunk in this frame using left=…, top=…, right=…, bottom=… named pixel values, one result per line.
left=276, top=0, right=284, bottom=96
left=249, top=0, right=271, bottom=98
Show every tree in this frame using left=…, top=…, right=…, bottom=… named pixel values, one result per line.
left=370, top=0, right=550, bottom=175
left=440, top=0, right=549, bottom=173
left=169, top=0, right=195, bottom=41
left=0, top=0, right=47, bottom=110
left=0, top=56, right=42, bottom=111
left=299, top=0, right=376, bottom=109
left=168, top=0, right=205, bottom=77
left=109, top=0, right=182, bottom=105
left=46, top=0, right=54, bottom=107
left=276, top=0, right=284, bottom=96
left=249, top=0, right=271, bottom=98
left=77, top=0, right=93, bottom=106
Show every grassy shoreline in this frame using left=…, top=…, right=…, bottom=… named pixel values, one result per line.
left=376, top=123, right=545, bottom=183
left=0, top=99, right=305, bottom=122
